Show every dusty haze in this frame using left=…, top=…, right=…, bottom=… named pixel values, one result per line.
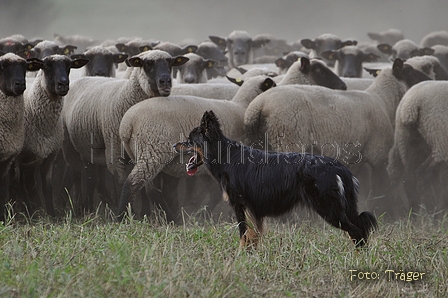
left=1, top=0, right=447, bottom=45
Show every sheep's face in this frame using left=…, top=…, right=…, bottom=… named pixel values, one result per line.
left=82, top=49, right=127, bottom=77
left=196, top=43, right=228, bottom=78
left=175, top=53, right=217, bottom=84
left=0, top=53, right=29, bottom=96
left=228, top=36, right=252, bottom=67
left=41, top=55, right=89, bottom=98
left=296, top=57, right=347, bottom=90
left=127, top=52, right=189, bottom=97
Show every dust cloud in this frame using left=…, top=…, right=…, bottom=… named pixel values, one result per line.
left=1, top=0, right=447, bottom=45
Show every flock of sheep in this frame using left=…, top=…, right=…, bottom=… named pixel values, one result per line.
left=0, top=28, right=447, bottom=223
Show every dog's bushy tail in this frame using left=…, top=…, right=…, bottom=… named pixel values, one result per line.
left=355, top=211, right=378, bottom=246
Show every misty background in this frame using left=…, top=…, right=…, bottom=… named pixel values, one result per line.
left=1, top=0, right=447, bottom=46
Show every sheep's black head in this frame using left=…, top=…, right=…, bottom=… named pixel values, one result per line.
left=40, top=54, right=89, bottom=98
left=0, top=53, right=42, bottom=96
left=77, top=47, right=128, bottom=77
left=126, top=50, right=189, bottom=97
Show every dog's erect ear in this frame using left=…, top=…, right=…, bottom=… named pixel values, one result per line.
left=200, top=110, right=219, bottom=132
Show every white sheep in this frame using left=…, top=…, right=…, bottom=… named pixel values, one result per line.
left=0, top=53, right=42, bottom=220
left=117, top=75, right=277, bottom=220
left=387, top=81, right=448, bottom=211
left=62, top=50, right=188, bottom=212
left=209, top=30, right=269, bottom=69
left=244, top=59, right=431, bottom=214
left=174, top=52, right=218, bottom=84
left=19, top=54, right=89, bottom=216
left=26, top=40, right=77, bottom=59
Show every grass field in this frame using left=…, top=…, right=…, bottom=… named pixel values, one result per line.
left=0, top=207, right=447, bottom=298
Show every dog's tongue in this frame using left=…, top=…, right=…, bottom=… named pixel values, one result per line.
left=186, top=156, right=197, bottom=176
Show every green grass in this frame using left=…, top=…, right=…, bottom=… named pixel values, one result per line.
left=0, top=208, right=447, bottom=298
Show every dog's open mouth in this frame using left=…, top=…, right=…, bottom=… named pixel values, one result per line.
left=186, top=155, right=203, bottom=176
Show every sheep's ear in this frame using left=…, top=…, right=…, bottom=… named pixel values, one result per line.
left=261, top=77, right=276, bottom=91
left=235, top=67, right=247, bottom=75
left=26, top=58, right=44, bottom=72
left=61, top=45, right=77, bottom=56
left=71, top=58, right=89, bottom=69
left=116, top=43, right=127, bottom=53
left=139, top=45, right=152, bottom=52
left=392, top=58, right=404, bottom=76
left=16, top=49, right=33, bottom=59
left=364, top=67, right=381, bottom=77
left=252, top=38, right=270, bottom=49
left=299, top=57, right=311, bottom=73
left=204, top=59, right=218, bottom=69
left=126, top=57, right=142, bottom=67
left=377, top=43, right=393, bottom=55
left=70, top=54, right=86, bottom=60
left=226, top=76, right=244, bottom=86
left=209, top=36, right=227, bottom=50
left=419, top=47, right=435, bottom=56
left=275, top=57, right=286, bottom=68
left=113, top=53, right=128, bottom=64
left=182, top=45, right=198, bottom=54
left=320, top=50, right=338, bottom=61
left=300, top=39, right=316, bottom=50
left=363, top=53, right=380, bottom=63
left=342, top=40, right=357, bottom=47
left=172, top=56, right=189, bottom=67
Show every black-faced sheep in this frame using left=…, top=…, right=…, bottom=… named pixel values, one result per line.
left=300, top=33, right=357, bottom=66
left=431, top=45, right=448, bottom=73
left=244, top=59, right=431, bottom=215
left=0, top=37, right=32, bottom=54
left=62, top=50, right=188, bottom=212
left=117, top=75, right=276, bottom=221
left=18, top=54, right=89, bottom=216
left=367, top=28, right=404, bottom=45
left=209, top=30, right=269, bottom=69
left=195, top=41, right=228, bottom=79
left=24, top=40, right=77, bottom=59
left=153, top=41, right=197, bottom=57
left=73, top=46, right=128, bottom=77
left=174, top=53, right=218, bottom=84
left=387, top=81, right=448, bottom=211
left=419, top=30, right=448, bottom=48
left=172, top=56, right=347, bottom=100
left=54, top=33, right=98, bottom=53
left=278, top=57, right=347, bottom=90
left=320, top=45, right=380, bottom=78
left=274, top=51, right=309, bottom=74
left=378, top=39, right=434, bottom=61
left=405, top=55, right=448, bottom=81
left=0, top=53, right=43, bottom=221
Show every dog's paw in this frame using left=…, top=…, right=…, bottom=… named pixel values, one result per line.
left=239, top=227, right=260, bottom=249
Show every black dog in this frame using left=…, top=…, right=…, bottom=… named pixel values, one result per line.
left=174, top=111, right=377, bottom=248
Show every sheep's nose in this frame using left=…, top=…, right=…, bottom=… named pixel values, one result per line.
left=159, top=77, right=172, bottom=86
left=184, top=76, right=195, bottom=84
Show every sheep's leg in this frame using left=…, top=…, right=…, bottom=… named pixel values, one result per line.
left=118, top=162, right=165, bottom=222
left=150, top=172, right=180, bottom=223
left=40, top=153, right=58, bottom=217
